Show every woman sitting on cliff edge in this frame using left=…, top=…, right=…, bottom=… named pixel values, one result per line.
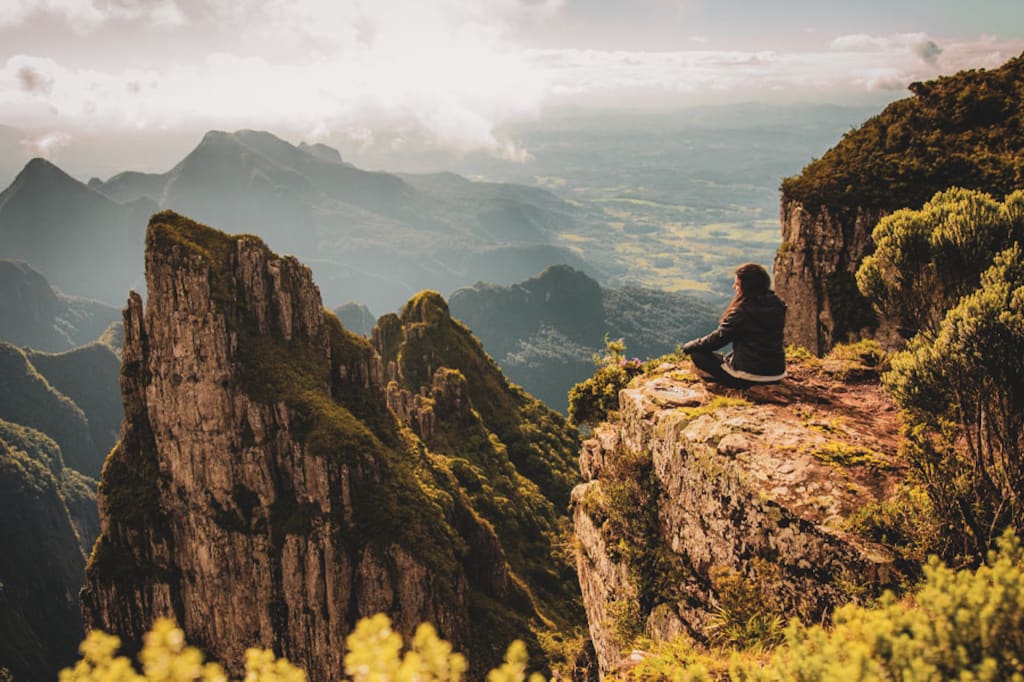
left=682, top=263, right=787, bottom=388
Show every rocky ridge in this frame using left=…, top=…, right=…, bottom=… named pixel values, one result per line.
left=82, top=211, right=584, bottom=679
left=774, top=53, right=1024, bottom=355
left=773, top=202, right=887, bottom=354
left=572, top=358, right=905, bottom=676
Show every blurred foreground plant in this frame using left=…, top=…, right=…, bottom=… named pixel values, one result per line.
left=62, top=613, right=543, bottom=682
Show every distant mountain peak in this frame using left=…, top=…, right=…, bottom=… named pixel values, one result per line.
left=298, top=141, right=343, bottom=164
left=17, top=157, right=78, bottom=186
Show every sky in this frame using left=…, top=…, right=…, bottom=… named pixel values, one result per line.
left=1, top=0, right=1023, bottom=173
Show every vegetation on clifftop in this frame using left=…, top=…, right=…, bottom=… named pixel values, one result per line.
left=781, top=53, right=1024, bottom=209
left=855, top=190, right=1024, bottom=562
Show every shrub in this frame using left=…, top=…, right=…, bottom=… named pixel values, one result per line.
left=568, top=339, right=645, bottom=428
left=884, top=244, right=1024, bottom=561
left=62, top=614, right=544, bottom=682
left=731, top=531, right=1024, bottom=681
left=856, top=188, right=1024, bottom=338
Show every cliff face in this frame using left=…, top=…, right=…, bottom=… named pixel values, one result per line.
left=773, top=201, right=888, bottom=355
left=573, top=360, right=905, bottom=676
left=773, top=54, right=1024, bottom=355
left=83, top=211, right=583, bottom=678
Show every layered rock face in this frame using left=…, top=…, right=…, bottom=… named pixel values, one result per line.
left=773, top=200, right=887, bottom=355
left=83, top=212, right=583, bottom=678
left=573, top=361, right=905, bottom=676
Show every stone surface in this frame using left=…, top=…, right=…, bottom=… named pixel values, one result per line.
left=573, top=360, right=905, bottom=676
left=773, top=199, right=890, bottom=355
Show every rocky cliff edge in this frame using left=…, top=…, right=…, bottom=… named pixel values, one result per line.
left=573, top=356, right=906, bottom=676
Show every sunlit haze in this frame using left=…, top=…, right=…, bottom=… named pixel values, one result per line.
left=2, top=0, right=1023, bottom=178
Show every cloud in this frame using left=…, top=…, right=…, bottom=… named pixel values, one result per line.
left=21, top=130, right=72, bottom=156
left=0, top=0, right=185, bottom=33
left=17, top=64, right=53, bottom=93
left=913, top=39, right=942, bottom=65
left=2, top=5, right=1023, bottom=161
left=831, top=32, right=942, bottom=65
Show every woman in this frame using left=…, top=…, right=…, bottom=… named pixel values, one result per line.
left=682, top=263, right=786, bottom=388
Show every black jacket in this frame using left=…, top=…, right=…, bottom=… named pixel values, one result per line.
left=683, top=291, right=787, bottom=376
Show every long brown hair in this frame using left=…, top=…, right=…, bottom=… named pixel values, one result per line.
left=721, top=263, right=771, bottom=322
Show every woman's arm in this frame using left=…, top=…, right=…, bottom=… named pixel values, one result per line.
left=682, top=308, right=744, bottom=353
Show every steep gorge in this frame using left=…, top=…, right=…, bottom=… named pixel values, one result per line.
left=82, top=211, right=584, bottom=678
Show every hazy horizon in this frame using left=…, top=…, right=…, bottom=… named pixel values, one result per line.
left=2, top=0, right=1023, bottom=184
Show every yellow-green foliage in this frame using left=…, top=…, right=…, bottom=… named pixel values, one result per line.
left=784, top=345, right=816, bottom=364
left=567, top=339, right=646, bottom=427
left=885, top=244, right=1024, bottom=560
left=824, top=339, right=886, bottom=368
left=857, top=188, right=1024, bottom=337
left=781, top=54, right=1024, bottom=210
left=706, top=561, right=787, bottom=650
left=845, top=485, right=937, bottom=561
left=806, top=441, right=889, bottom=469
left=343, top=614, right=467, bottom=681
left=620, top=533, right=1024, bottom=681
left=676, top=396, right=750, bottom=424
left=62, top=615, right=544, bottom=682
left=612, top=637, right=717, bottom=681
left=731, top=531, right=1024, bottom=681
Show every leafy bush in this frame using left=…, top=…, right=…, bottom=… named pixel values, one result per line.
left=853, top=187, right=1024, bottom=561
left=730, top=531, right=1024, bottom=681
left=844, top=484, right=938, bottom=562
left=62, top=614, right=544, bottom=682
left=706, top=560, right=787, bottom=650
left=856, top=188, right=1024, bottom=338
left=568, top=339, right=645, bottom=427
left=884, top=244, right=1024, bottom=561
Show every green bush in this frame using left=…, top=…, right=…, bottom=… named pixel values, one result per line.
left=884, top=244, right=1024, bottom=561
left=730, top=531, right=1024, bottom=681
left=568, top=339, right=645, bottom=428
left=856, top=188, right=1024, bottom=338
left=844, top=484, right=938, bottom=562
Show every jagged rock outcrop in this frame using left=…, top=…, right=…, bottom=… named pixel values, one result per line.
left=774, top=53, right=1024, bottom=355
left=773, top=203, right=887, bottom=354
left=83, top=211, right=585, bottom=679
left=573, top=360, right=905, bottom=676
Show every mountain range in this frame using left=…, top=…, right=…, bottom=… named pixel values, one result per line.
left=448, top=265, right=718, bottom=411
left=0, top=130, right=591, bottom=313
left=0, top=259, right=120, bottom=352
